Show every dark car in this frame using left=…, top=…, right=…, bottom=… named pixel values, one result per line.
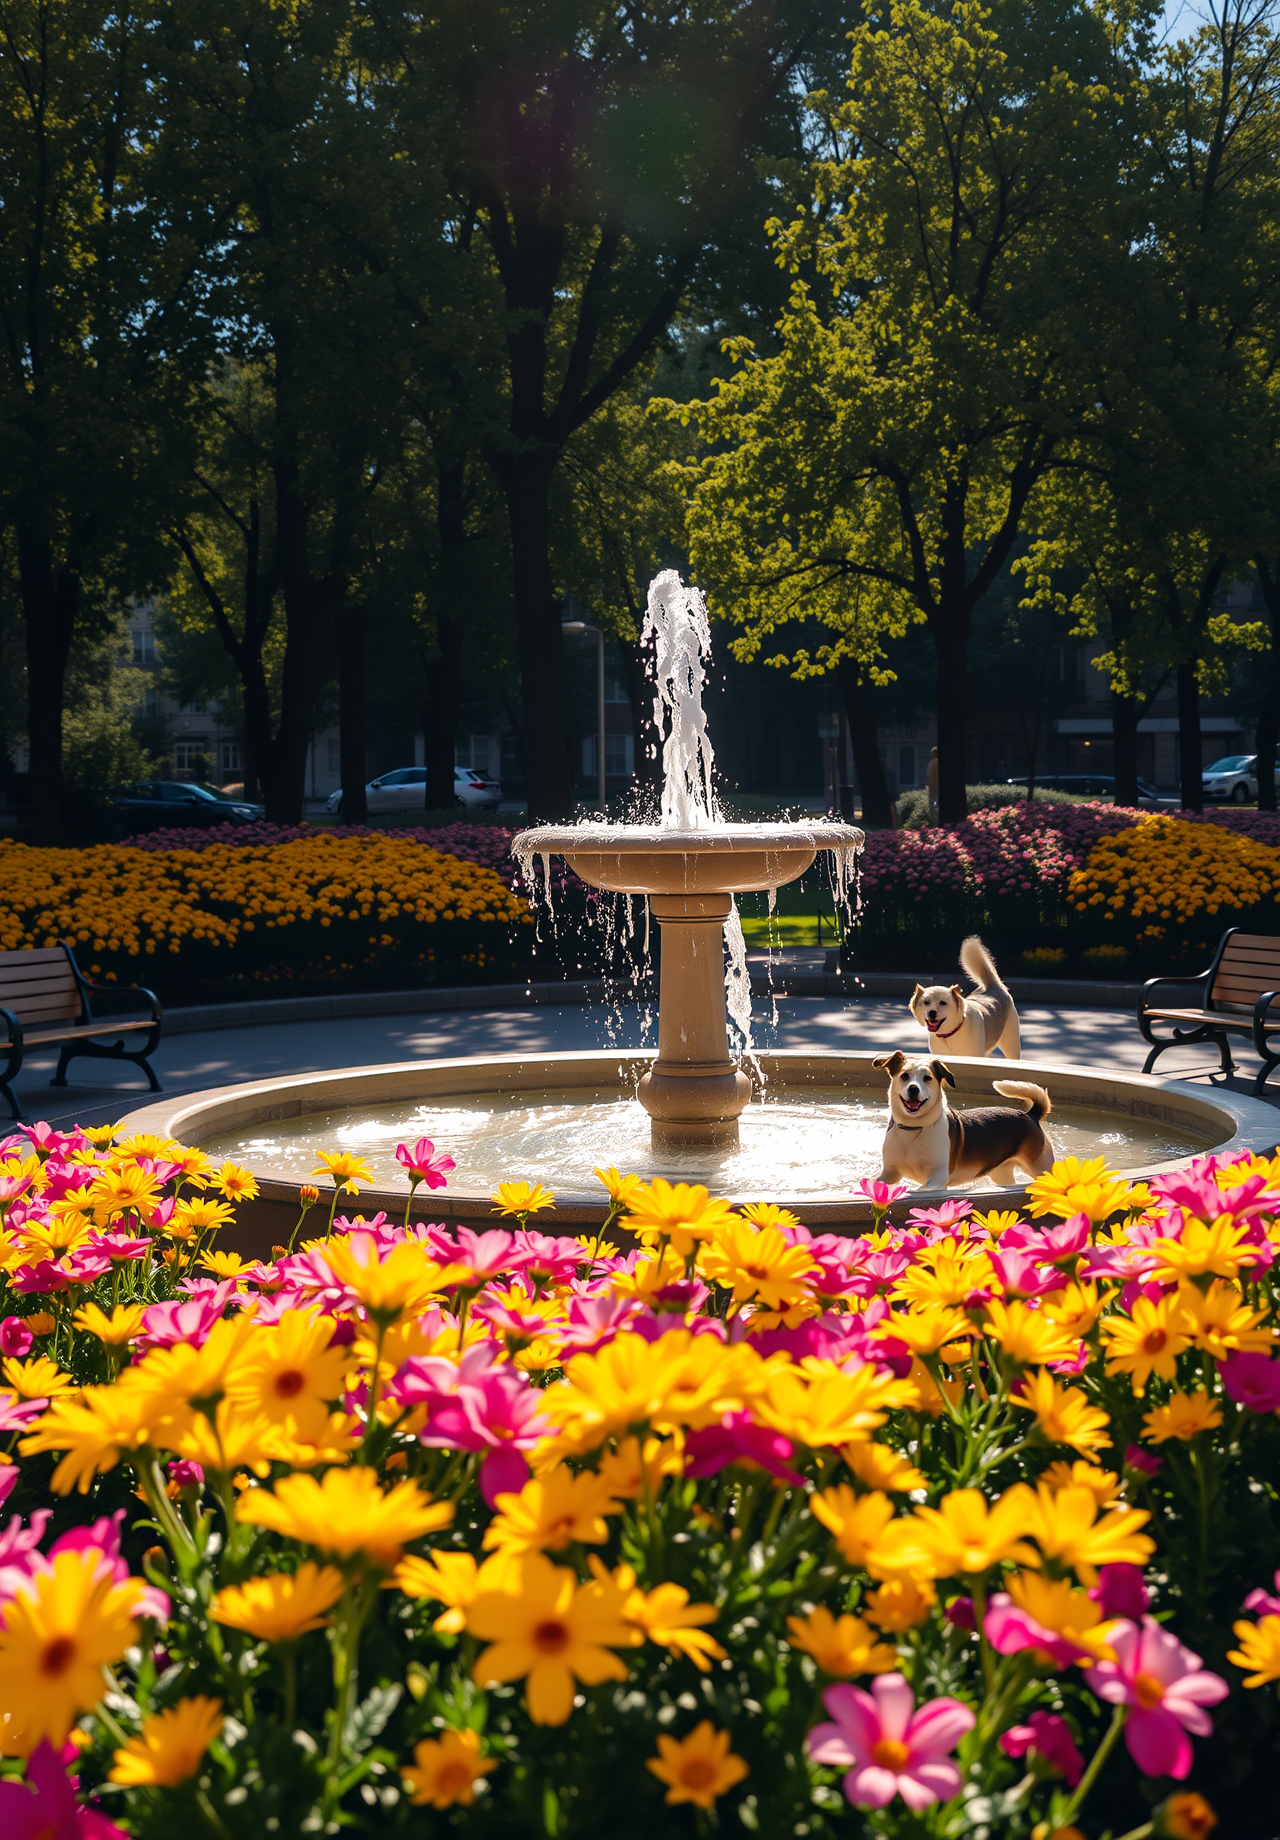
left=1005, top=774, right=1160, bottom=803
left=109, top=781, right=265, bottom=833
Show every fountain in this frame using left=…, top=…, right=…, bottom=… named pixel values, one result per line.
left=514, top=572, right=861, bottom=1149
left=113, top=571, right=1280, bottom=1252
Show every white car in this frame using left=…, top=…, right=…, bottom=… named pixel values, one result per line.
left=325, top=767, right=502, bottom=815
left=1202, top=755, right=1257, bottom=804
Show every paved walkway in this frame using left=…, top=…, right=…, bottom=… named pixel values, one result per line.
left=9, top=992, right=1277, bottom=1133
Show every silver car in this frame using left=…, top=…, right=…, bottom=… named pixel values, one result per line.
left=1202, top=754, right=1257, bottom=804
left=325, top=767, right=501, bottom=815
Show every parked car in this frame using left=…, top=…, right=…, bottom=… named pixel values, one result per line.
left=1005, top=774, right=1160, bottom=802
left=325, top=766, right=502, bottom=816
left=1201, top=754, right=1257, bottom=803
left=109, top=781, right=265, bottom=831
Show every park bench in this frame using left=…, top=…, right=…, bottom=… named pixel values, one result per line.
left=1138, top=929, right=1280, bottom=1094
left=0, top=944, right=162, bottom=1120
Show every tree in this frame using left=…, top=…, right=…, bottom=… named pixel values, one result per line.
left=382, top=0, right=848, bottom=820
left=1021, top=0, right=1280, bottom=808
left=678, top=0, right=1145, bottom=822
left=0, top=0, right=222, bottom=840
left=159, top=0, right=421, bottom=823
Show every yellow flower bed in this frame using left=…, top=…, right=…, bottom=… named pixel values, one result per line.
left=0, top=834, right=531, bottom=994
left=1069, top=815, right=1280, bottom=942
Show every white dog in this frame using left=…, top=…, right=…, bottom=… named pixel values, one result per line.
left=873, top=1049, right=1055, bottom=1190
left=909, top=936, right=1021, bottom=1060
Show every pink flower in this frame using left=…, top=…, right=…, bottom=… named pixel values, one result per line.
left=1084, top=1618, right=1228, bottom=1779
left=986, top=1247, right=1066, bottom=1299
left=167, top=1460, right=205, bottom=1489
left=392, top=1343, right=556, bottom=1502
left=395, top=1138, right=455, bottom=1190
left=806, top=1673, right=974, bottom=1809
left=984, top=1594, right=1097, bottom=1669
left=0, top=1739, right=126, bottom=1838
left=556, top=1291, right=642, bottom=1356
left=1090, top=1564, right=1150, bottom=1621
left=684, top=1410, right=804, bottom=1487
left=137, top=1285, right=234, bottom=1350
left=1124, top=1443, right=1162, bottom=1478
left=509, top=1231, right=584, bottom=1284
left=0, top=1317, right=32, bottom=1358
left=1244, top=1570, right=1280, bottom=1620
left=853, top=1178, right=911, bottom=1212
left=999, top=1711, right=1084, bottom=1786
left=1221, top=1351, right=1280, bottom=1413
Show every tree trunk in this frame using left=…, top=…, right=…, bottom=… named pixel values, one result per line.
left=335, top=602, right=368, bottom=825
left=1256, top=680, right=1278, bottom=813
left=1112, top=690, right=1141, bottom=808
left=837, top=657, right=892, bottom=828
left=424, top=609, right=463, bottom=812
left=19, top=530, right=79, bottom=844
left=622, top=637, right=659, bottom=792
left=425, top=461, right=466, bottom=811
left=1255, top=561, right=1280, bottom=813
left=932, top=615, right=970, bottom=825
left=1176, top=661, right=1203, bottom=811
left=495, top=459, right=571, bottom=820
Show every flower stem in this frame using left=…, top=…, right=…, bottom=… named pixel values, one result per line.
left=1060, top=1703, right=1126, bottom=1824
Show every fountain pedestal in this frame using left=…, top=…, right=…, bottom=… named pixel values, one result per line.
left=513, top=825, right=861, bottom=1151
left=639, top=893, right=752, bottom=1147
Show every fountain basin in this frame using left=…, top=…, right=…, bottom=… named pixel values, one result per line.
left=516, top=823, right=861, bottom=896
left=114, top=1049, right=1279, bottom=1258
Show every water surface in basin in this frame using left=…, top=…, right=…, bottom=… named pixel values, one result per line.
left=202, top=1085, right=1221, bottom=1200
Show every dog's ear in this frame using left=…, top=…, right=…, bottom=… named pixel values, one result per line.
left=930, top=1057, right=955, bottom=1088
left=910, top=983, right=923, bottom=998
left=873, top=1050, right=907, bottom=1076
left=950, top=984, right=965, bottom=1002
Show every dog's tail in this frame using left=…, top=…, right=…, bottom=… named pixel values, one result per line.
left=992, top=1079, right=1051, bottom=1124
left=960, top=934, right=1005, bottom=991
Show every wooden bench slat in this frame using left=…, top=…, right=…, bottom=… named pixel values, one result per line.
left=0, top=1018, right=154, bottom=1051
left=1144, top=1006, right=1280, bottom=1033
left=0, top=973, right=80, bottom=997
left=0, top=947, right=68, bottom=968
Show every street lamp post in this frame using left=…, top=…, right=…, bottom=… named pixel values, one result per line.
left=561, top=617, right=606, bottom=811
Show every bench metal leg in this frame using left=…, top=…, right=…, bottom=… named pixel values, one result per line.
left=1140, top=1022, right=1215, bottom=1077
left=1252, top=1047, right=1280, bottom=1095
left=52, top=1034, right=162, bottom=1095
left=0, top=1078, right=20, bottom=1121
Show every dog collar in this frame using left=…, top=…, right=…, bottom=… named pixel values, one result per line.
left=893, top=1121, right=924, bottom=1132
left=929, top=1018, right=964, bottom=1040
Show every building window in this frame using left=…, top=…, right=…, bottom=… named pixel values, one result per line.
left=174, top=741, right=209, bottom=776
left=898, top=744, right=916, bottom=788
left=131, top=629, right=155, bottom=665
left=327, top=741, right=341, bottom=774
left=456, top=735, right=496, bottom=775
left=142, top=688, right=158, bottom=718
left=605, top=733, right=634, bottom=778
left=178, top=697, right=204, bottom=715
left=220, top=741, right=242, bottom=775
left=605, top=677, right=629, bottom=704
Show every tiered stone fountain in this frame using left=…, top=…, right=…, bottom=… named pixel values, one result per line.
left=115, top=571, right=1278, bottom=1250
left=515, top=573, right=860, bottom=1148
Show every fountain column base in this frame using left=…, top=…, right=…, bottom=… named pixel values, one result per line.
left=637, top=893, right=752, bottom=1150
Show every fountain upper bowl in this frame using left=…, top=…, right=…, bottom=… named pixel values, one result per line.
left=514, top=821, right=864, bottom=896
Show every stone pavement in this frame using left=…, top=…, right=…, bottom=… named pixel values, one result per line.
left=7, top=990, right=1276, bottom=1133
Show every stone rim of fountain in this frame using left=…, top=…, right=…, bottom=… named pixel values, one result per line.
left=113, top=1049, right=1280, bottom=1256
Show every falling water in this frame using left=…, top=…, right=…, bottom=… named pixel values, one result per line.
left=642, top=571, right=754, bottom=1047
left=643, top=570, right=720, bottom=829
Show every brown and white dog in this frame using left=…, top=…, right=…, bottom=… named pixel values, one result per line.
left=909, top=936, right=1021, bottom=1060
left=873, top=1049, right=1055, bottom=1190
